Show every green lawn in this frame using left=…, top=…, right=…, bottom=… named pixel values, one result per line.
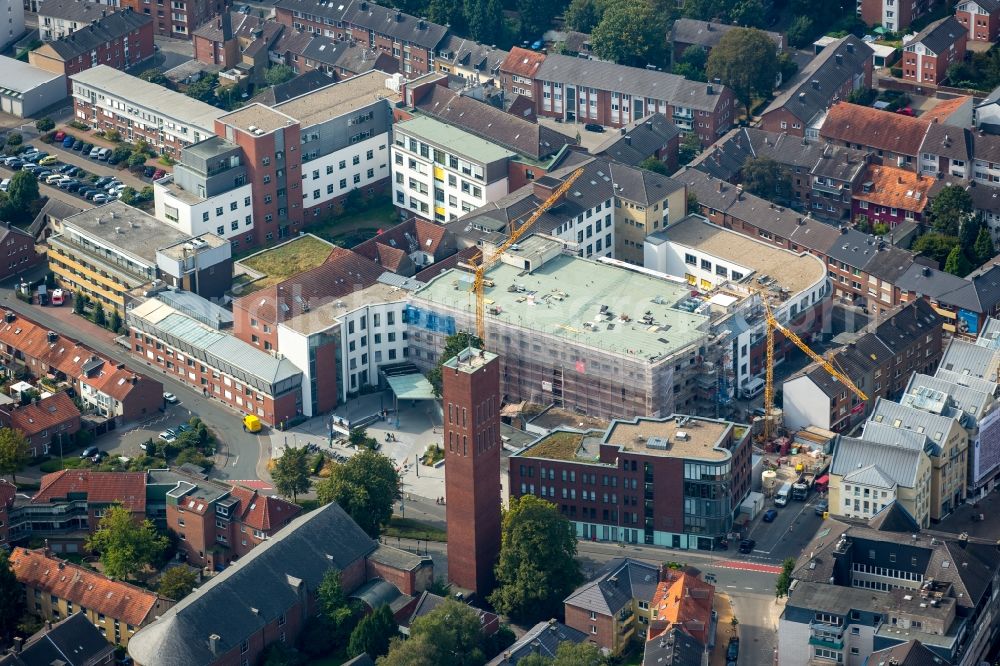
left=384, top=516, right=447, bottom=542
left=236, top=235, right=336, bottom=291
left=309, top=198, right=399, bottom=246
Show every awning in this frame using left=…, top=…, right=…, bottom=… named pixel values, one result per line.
left=385, top=372, right=437, bottom=401
left=815, top=475, right=830, bottom=486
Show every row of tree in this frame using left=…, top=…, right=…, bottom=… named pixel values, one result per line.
left=913, top=185, right=996, bottom=277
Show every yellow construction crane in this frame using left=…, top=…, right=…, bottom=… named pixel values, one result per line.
left=760, top=294, right=868, bottom=441
left=471, top=168, right=584, bottom=340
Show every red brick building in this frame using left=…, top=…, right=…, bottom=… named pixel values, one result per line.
left=0, top=479, right=15, bottom=548
left=956, top=0, right=1000, bottom=42
left=443, top=347, right=502, bottom=595
left=901, top=17, right=967, bottom=85
left=0, top=224, right=41, bottom=282
left=273, top=0, right=447, bottom=77
left=27, top=470, right=147, bottom=546
left=29, top=9, right=154, bottom=92
left=859, top=0, right=935, bottom=31
left=0, top=391, right=81, bottom=458
left=121, top=0, right=226, bottom=38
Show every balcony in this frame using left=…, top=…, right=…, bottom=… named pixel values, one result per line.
left=809, top=635, right=844, bottom=650
left=812, top=180, right=844, bottom=196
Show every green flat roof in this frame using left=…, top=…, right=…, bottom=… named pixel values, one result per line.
left=396, top=115, right=516, bottom=164
left=413, top=254, right=710, bottom=363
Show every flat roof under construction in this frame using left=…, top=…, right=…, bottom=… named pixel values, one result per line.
left=413, top=252, right=709, bottom=362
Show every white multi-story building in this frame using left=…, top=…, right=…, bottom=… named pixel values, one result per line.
left=391, top=114, right=514, bottom=222
left=0, top=0, right=24, bottom=50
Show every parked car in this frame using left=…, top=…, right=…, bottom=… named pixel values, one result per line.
left=815, top=499, right=829, bottom=516
left=6, top=160, right=23, bottom=170
left=727, top=638, right=739, bottom=663
left=738, top=538, right=756, bottom=554
left=0, top=179, right=8, bottom=192
left=61, top=136, right=75, bottom=148
left=72, top=140, right=84, bottom=151
left=50, top=288, right=64, bottom=306
left=94, top=176, right=112, bottom=187
left=80, top=446, right=99, bottom=458
left=163, top=392, right=178, bottom=404
left=53, top=130, right=65, bottom=141
left=92, top=193, right=109, bottom=204
left=531, top=39, right=543, bottom=49
left=97, top=147, right=111, bottom=161
left=762, top=508, right=778, bottom=522
left=64, top=181, right=82, bottom=192
left=88, top=146, right=102, bottom=158
left=44, top=173, right=65, bottom=184
left=584, top=123, right=605, bottom=132
left=57, top=164, right=75, bottom=174
left=142, top=166, right=156, bottom=178
left=239, top=3, right=250, bottom=12
left=80, top=143, right=93, bottom=154
left=152, top=168, right=165, bottom=180
left=108, top=153, right=123, bottom=165
left=35, top=170, right=51, bottom=180
left=84, top=189, right=102, bottom=200
left=39, top=155, right=58, bottom=166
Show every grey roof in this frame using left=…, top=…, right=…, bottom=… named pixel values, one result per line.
left=833, top=436, right=922, bottom=487
left=966, top=0, right=1000, bottom=13
left=908, top=16, right=965, bottom=55
left=825, top=227, right=915, bottom=280
left=939, top=337, right=1000, bottom=379
left=300, top=35, right=383, bottom=73
left=763, top=36, right=873, bottom=124
left=154, top=290, right=234, bottom=329
left=868, top=300, right=941, bottom=348
left=366, top=543, right=430, bottom=572
left=61, top=201, right=190, bottom=265
left=273, top=0, right=447, bottom=50
left=968, top=181, right=1000, bottom=214
left=642, top=628, right=705, bottom=666
left=127, top=503, right=376, bottom=666
left=867, top=398, right=961, bottom=450
left=790, top=341, right=878, bottom=399
left=973, top=131, right=1000, bottom=163
left=437, top=35, right=508, bottom=74
left=921, top=124, right=972, bottom=162
left=38, top=0, right=120, bottom=22
left=249, top=70, right=334, bottom=105
left=867, top=501, right=922, bottom=533
left=978, top=316, right=1000, bottom=347
left=534, top=53, right=728, bottom=112
left=896, top=263, right=983, bottom=310
left=592, top=113, right=682, bottom=167
left=905, top=373, right=992, bottom=424
left=563, top=558, right=659, bottom=616
left=0, top=613, right=114, bottom=666
left=671, top=19, right=782, bottom=51
left=0, top=55, right=65, bottom=93
left=869, top=640, right=950, bottom=666
left=43, top=8, right=151, bottom=60
left=843, top=464, right=896, bottom=488
left=485, top=620, right=588, bottom=666
left=934, top=368, right=998, bottom=395
left=350, top=578, right=403, bottom=610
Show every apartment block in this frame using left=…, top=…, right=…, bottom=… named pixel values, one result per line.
left=0, top=392, right=81, bottom=458
left=956, top=0, right=1000, bottom=42
left=853, top=164, right=933, bottom=228
left=511, top=415, right=752, bottom=549
left=273, top=0, right=447, bottom=77
left=71, top=66, right=223, bottom=156
left=30, top=8, right=153, bottom=92
left=37, top=0, right=120, bottom=40
left=670, top=19, right=783, bottom=62
left=859, top=0, right=936, bottom=31
left=293, top=34, right=397, bottom=79
left=434, top=36, right=507, bottom=82
left=127, top=298, right=303, bottom=425
left=0, top=0, right=24, bottom=51
left=0, top=223, right=42, bottom=282
left=901, top=17, right=967, bottom=85
left=120, top=0, right=225, bottom=38
left=11, top=547, right=173, bottom=647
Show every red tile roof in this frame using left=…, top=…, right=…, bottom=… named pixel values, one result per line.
left=33, top=470, right=147, bottom=513
left=648, top=570, right=714, bottom=645
left=10, top=547, right=162, bottom=627
left=352, top=218, right=450, bottom=271
left=855, top=164, right=933, bottom=212
left=229, top=484, right=301, bottom=531
left=502, top=47, right=546, bottom=78
left=820, top=102, right=930, bottom=157
left=922, top=96, right=970, bottom=124
left=6, top=391, right=80, bottom=436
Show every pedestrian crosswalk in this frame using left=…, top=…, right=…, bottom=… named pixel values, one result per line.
left=712, top=560, right=783, bottom=574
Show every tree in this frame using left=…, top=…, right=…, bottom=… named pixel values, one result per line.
left=262, top=643, right=305, bottom=666
left=912, top=232, right=958, bottom=265
left=139, top=68, right=168, bottom=85
left=158, top=566, right=198, bottom=600
left=428, top=0, right=465, bottom=32
left=787, top=15, right=815, bottom=49
left=348, top=427, right=379, bottom=450
left=673, top=45, right=707, bottom=81
left=92, top=302, right=107, bottom=328
left=944, top=244, right=974, bottom=277
left=591, top=0, right=666, bottom=68
left=741, top=156, right=790, bottom=200
left=490, top=495, right=582, bottom=624
left=975, top=225, right=996, bottom=265
left=186, top=73, right=220, bottom=105
left=86, top=503, right=168, bottom=580
left=7, top=170, right=39, bottom=211
left=5, top=132, right=22, bottom=147
left=271, top=445, right=311, bottom=502
left=638, top=156, right=670, bottom=175
left=265, top=64, right=296, bottom=87
left=348, top=604, right=397, bottom=658
left=128, top=152, right=147, bottom=169
left=729, top=0, right=765, bottom=27
left=380, top=598, right=486, bottom=666
left=316, top=449, right=400, bottom=538
left=959, top=216, right=983, bottom=255
left=518, top=0, right=561, bottom=40
left=707, top=28, right=777, bottom=120
left=0, top=549, right=24, bottom=644
left=317, top=568, right=361, bottom=643
left=465, top=0, right=505, bottom=44
left=929, top=185, right=973, bottom=236
left=73, top=291, right=85, bottom=314
left=0, top=428, right=29, bottom=483
left=678, top=131, right=702, bottom=166
left=518, top=642, right=608, bottom=666
left=108, top=308, right=122, bottom=333
left=426, top=331, right=484, bottom=396
left=34, top=117, right=54, bottom=132
left=775, top=557, right=795, bottom=598
left=119, top=186, right=138, bottom=205
left=565, top=0, right=604, bottom=32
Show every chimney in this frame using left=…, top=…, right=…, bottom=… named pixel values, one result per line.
left=717, top=181, right=723, bottom=193
left=835, top=53, right=843, bottom=65
left=209, top=634, right=221, bottom=655
left=624, top=136, right=631, bottom=145
left=12, top=638, right=23, bottom=654
left=846, top=43, right=854, bottom=53
left=707, top=84, right=714, bottom=95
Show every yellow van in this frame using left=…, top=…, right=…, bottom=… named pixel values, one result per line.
left=243, top=414, right=262, bottom=433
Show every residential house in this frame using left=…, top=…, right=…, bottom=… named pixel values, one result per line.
left=434, top=36, right=507, bottom=83
left=296, top=35, right=397, bottom=79
left=866, top=398, right=968, bottom=520
left=646, top=569, right=714, bottom=646
left=591, top=113, right=682, bottom=174
left=853, top=164, right=934, bottom=228
left=273, top=0, right=448, bottom=77
left=670, top=19, right=783, bottom=62
left=30, top=9, right=153, bottom=92
left=563, top=558, right=661, bottom=655
left=120, top=0, right=224, bottom=38
left=0, top=479, right=15, bottom=547
left=402, top=591, right=499, bottom=636
left=510, top=416, right=753, bottom=549
left=70, top=66, right=224, bottom=156
left=486, top=620, right=588, bottom=666
left=192, top=11, right=285, bottom=83
left=869, top=640, right=953, bottom=665
left=641, top=628, right=704, bottom=666
left=127, top=502, right=433, bottom=666
left=897, top=263, right=1000, bottom=337
left=918, top=123, right=972, bottom=179
left=351, top=217, right=455, bottom=277
left=760, top=37, right=873, bottom=138
left=0, top=223, right=42, bottom=281
left=970, top=181, right=1000, bottom=242
left=10, top=546, right=174, bottom=647
left=36, top=0, right=120, bottom=40
left=498, top=47, right=545, bottom=100
left=779, top=508, right=1000, bottom=665
left=498, top=46, right=736, bottom=146
left=974, top=85, right=1000, bottom=132
left=820, top=102, right=931, bottom=171
left=901, top=17, right=967, bottom=85
left=860, top=0, right=935, bottom=30
left=0, top=611, right=115, bottom=666
left=0, top=391, right=81, bottom=458
left=956, top=0, right=1000, bottom=42
left=828, top=429, right=934, bottom=526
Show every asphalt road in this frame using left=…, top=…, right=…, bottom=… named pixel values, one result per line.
left=0, top=286, right=266, bottom=482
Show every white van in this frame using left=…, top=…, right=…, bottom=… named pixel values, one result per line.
left=741, top=377, right=765, bottom=400
left=775, top=482, right=792, bottom=507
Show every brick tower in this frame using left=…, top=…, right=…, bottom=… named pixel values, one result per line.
left=442, top=346, right=502, bottom=595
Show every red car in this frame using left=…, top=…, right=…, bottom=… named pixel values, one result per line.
left=53, top=130, right=65, bottom=141
left=152, top=169, right=165, bottom=180
left=896, top=107, right=915, bottom=117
